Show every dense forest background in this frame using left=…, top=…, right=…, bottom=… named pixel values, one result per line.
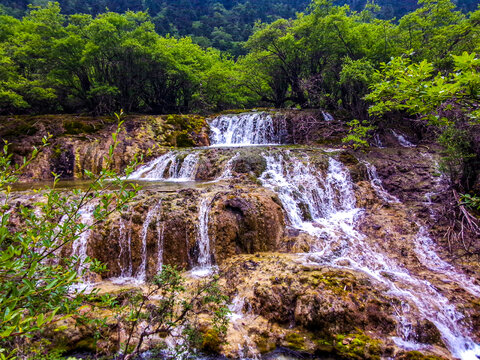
left=1, top=0, right=478, bottom=116
left=1, top=0, right=478, bottom=54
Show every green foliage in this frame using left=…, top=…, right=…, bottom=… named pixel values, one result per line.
left=366, top=51, right=479, bottom=188
left=0, top=112, right=141, bottom=358
left=116, top=265, right=230, bottom=360
left=342, top=119, right=375, bottom=149
left=366, top=52, right=480, bottom=123
left=461, top=193, right=480, bottom=212
left=0, top=5, right=248, bottom=115
left=1, top=0, right=479, bottom=116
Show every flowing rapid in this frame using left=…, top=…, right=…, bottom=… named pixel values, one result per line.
left=190, top=196, right=214, bottom=277
left=259, top=150, right=480, bottom=360
left=108, top=111, right=479, bottom=359
left=201, top=112, right=479, bottom=359
left=71, top=202, right=96, bottom=276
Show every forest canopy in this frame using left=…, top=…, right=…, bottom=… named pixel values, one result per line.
left=0, top=0, right=478, bottom=115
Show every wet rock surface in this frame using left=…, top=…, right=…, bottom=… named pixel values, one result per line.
left=4, top=111, right=480, bottom=359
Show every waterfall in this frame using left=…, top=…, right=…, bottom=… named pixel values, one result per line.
left=259, top=151, right=361, bottom=240
left=156, top=220, right=165, bottom=272
left=118, top=212, right=134, bottom=278
left=391, top=130, right=416, bottom=147
left=414, top=226, right=480, bottom=297
left=372, top=133, right=384, bottom=148
left=259, top=151, right=480, bottom=360
left=209, top=112, right=287, bottom=146
left=218, top=152, right=240, bottom=180
left=71, top=202, right=96, bottom=276
left=322, top=111, right=334, bottom=121
left=362, top=160, right=400, bottom=203
left=191, top=196, right=213, bottom=277
left=136, top=202, right=162, bottom=282
left=128, top=152, right=198, bottom=181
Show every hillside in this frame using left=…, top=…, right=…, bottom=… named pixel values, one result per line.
left=1, top=0, right=478, bottom=55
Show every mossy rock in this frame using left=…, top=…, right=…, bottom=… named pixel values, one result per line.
left=333, top=332, right=381, bottom=360
left=255, top=333, right=277, bottom=354
left=397, top=351, right=446, bottom=360
left=63, top=120, right=99, bottom=135
left=165, top=114, right=206, bottom=133
left=164, top=114, right=206, bottom=147
left=0, top=119, right=38, bottom=137
left=232, top=153, right=267, bottom=177
left=285, top=332, right=306, bottom=351
left=201, top=328, right=222, bottom=354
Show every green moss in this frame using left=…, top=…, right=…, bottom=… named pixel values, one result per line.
left=313, top=338, right=335, bottom=353
left=333, top=332, right=382, bottom=360
left=299, top=271, right=353, bottom=295
left=164, top=114, right=206, bottom=147
left=285, top=332, right=306, bottom=351
left=255, top=333, right=276, bottom=354
left=201, top=328, right=222, bottom=354
left=1, top=119, right=38, bottom=137
left=63, top=120, right=98, bottom=135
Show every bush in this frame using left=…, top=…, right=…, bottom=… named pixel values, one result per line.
left=0, top=112, right=140, bottom=359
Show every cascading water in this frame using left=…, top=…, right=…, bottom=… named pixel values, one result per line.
left=259, top=150, right=480, bottom=360
left=156, top=220, right=165, bottom=272
left=191, top=196, right=213, bottom=277
left=260, top=151, right=361, bottom=241
left=322, top=111, right=334, bottom=122
left=218, top=152, right=240, bottom=180
left=414, top=226, right=480, bottom=297
left=71, top=202, right=96, bottom=276
left=111, top=211, right=135, bottom=284
left=209, top=112, right=287, bottom=146
left=362, top=160, right=400, bottom=203
left=372, top=133, right=384, bottom=148
left=391, top=130, right=416, bottom=147
left=129, top=152, right=199, bottom=181
left=136, top=202, right=162, bottom=282
left=67, top=110, right=479, bottom=359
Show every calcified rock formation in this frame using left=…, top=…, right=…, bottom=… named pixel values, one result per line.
left=5, top=111, right=480, bottom=359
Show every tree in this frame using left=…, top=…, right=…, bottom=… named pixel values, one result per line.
left=0, top=114, right=140, bottom=359
left=365, top=51, right=480, bottom=189
left=118, top=266, right=229, bottom=360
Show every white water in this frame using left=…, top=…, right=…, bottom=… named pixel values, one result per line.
left=259, top=151, right=480, bottom=360
left=71, top=202, right=96, bottom=276
left=117, top=217, right=133, bottom=277
left=322, top=111, right=334, bottom=122
left=372, top=133, right=384, bottom=148
left=260, top=152, right=361, bottom=241
left=414, top=226, right=480, bottom=297
left=218, top=152, right=240, bottom=180
left=391, top=130, right=416, bottom=147
left=157, top=220, right=165, bottom=272
left=228, top=296, right=246, bottom=322
left=136, top=202, right=162, bottom=282
left=195, top=197, right=212, bottom=270
left=362, top=160, right=400, bottom=203
left=209, top=113, right=286, bottom=146
left=129, top=152, right=198, bottom=181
